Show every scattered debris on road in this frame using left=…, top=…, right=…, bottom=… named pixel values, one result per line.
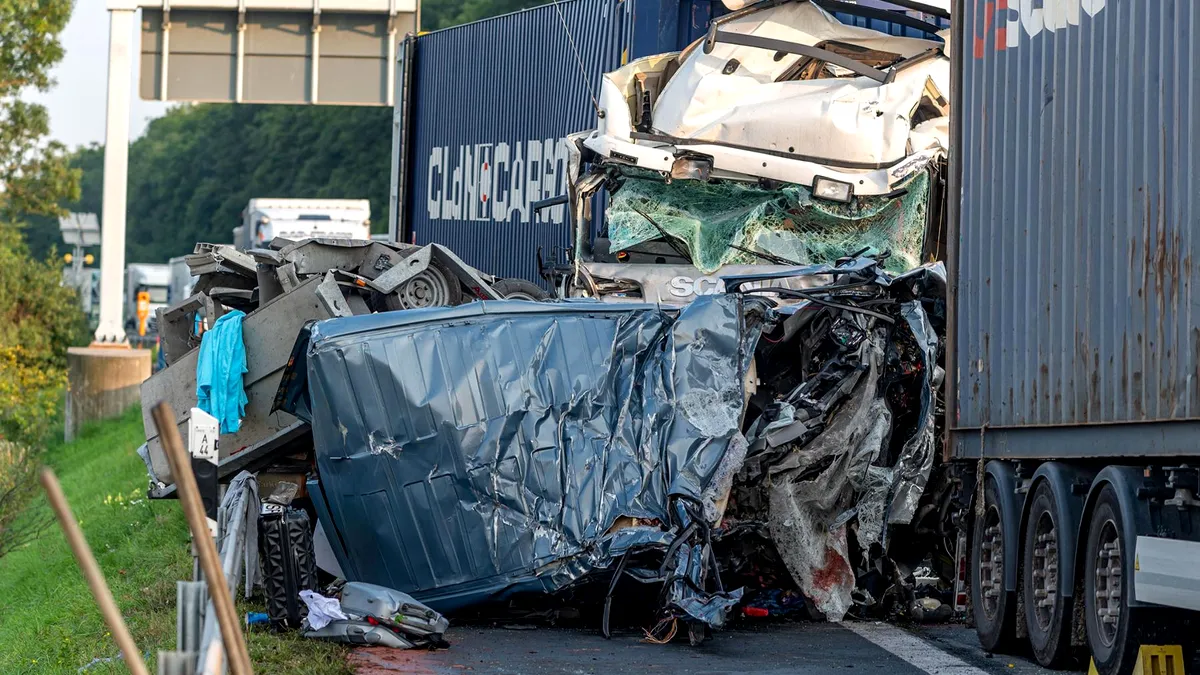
left=302, top=582, right=450, bottom=650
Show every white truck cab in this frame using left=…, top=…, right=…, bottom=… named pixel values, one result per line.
left=235, top=199, right=372, bottom=248
left=556, top=0, right=950, bottom=304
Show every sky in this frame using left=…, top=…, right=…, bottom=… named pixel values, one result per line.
left=26, top=3, right=170, bottom=150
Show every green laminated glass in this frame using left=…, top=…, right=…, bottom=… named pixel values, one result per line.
left=606, top=169, right=930, bottom=274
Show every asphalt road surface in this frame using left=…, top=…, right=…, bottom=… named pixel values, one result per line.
left=348, top=622, right=1061, bottom=675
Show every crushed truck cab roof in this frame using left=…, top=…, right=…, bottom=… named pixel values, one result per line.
left=580, top=0, right=950, bottom=195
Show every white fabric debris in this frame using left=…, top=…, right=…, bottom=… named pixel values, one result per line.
left=299, top=590, right=349, bottom=630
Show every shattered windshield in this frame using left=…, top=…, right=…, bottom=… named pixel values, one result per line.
left=604, top=168, right=931, bottom=274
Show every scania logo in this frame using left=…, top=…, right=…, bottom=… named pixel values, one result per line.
left=668, top=275, right=722, bottom=298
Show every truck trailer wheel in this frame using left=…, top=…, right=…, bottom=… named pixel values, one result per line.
left=972, top=477, right=1017, bottom=652
left=383, top=257, right=462, bottom=311
left=1023, top=481, right=1076, bottom=668
left=1084, top=486, right=1144, bottom=675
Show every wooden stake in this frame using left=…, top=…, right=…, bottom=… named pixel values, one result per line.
left=40, top=468, right=151, bottom=675
left=151, top=402, right=254, bottom=675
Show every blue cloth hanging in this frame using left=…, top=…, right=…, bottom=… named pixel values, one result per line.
left=196, top=310, right=249, bottom=434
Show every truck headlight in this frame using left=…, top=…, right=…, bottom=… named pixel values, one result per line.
left=812, top=176, right=854, bottom=204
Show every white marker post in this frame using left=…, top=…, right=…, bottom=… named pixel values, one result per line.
left=188, top=408, right=221, bottom=538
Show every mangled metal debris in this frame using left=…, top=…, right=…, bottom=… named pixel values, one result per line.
left=136, top=0, right=957, bottom=648
left=722, top=258, right=946, bottom=621
left=139, top=237, right=514, bottom=496
left=583, top=0, right=949, bottom=196
left=277, top=255, right=948, bottom=638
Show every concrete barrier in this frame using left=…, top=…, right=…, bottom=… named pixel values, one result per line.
left=65, top=347, right=151, bottom=441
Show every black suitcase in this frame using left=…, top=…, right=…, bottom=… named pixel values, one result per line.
left=258, top=507, right=318, bottom=629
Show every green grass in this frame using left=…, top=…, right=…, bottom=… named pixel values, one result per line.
left=0, top=407, right=352, bottom=674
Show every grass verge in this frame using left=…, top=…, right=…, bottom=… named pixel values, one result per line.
left=0, top=407, right=351, bottom=674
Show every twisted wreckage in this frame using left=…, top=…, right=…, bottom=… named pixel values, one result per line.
left=139, top=0, right=957, bottom=643
left=277, top=256, right=950, bottom=638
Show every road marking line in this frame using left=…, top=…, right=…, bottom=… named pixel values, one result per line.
left=843, top=622, right=992, bottom=675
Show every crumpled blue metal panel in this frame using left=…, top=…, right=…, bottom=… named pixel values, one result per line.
left=295, top=296, right=764, bottom=613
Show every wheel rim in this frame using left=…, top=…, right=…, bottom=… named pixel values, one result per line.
left=979, top=505, right=1004, bottom=619
left=399, top=269, right=451, bottom=308
left=1031, top=511, right=1058, bottom=631
left=503, top=291, right=538, bottom=301
left=1093, top=519, right=1122, bottom=647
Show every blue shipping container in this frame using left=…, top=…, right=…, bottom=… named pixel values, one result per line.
left=397, top=0, right=615, bottom=283
left=951, top=0, right=1200, bottom=459
left=395, top=0, right=946, bottom=284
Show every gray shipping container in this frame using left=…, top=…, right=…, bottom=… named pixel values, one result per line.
left=949, top=0, right=1200, bottom=459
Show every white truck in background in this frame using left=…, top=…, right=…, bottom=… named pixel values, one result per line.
left=234, top=199, right=373, bottom=249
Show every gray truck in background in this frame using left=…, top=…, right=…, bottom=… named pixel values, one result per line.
left=125, top=263, right=171, bottom=336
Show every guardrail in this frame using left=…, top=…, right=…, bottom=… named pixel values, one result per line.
left=157, top=471, right=259, bottom=675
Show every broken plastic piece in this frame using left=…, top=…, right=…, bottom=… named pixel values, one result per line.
left=304, top=583, right=449, bottom=650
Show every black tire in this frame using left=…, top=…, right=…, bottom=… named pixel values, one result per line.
left=1023, top=481, right=1077, bottom=668
left=1084, top=486, right=1142, bottom=675
left=491, top=278, right=550, bottom=301
left=972, top=476, right=1017, bottom=652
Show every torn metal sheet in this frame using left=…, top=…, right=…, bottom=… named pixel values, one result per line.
left=724, top=256, right=947, bottom=621
left=368, top=244, right=434, bottom=293
left=282, top=295, right=768, bottom=628
left=653, top=3, right=946, bottom=162
left=877, top=261, right=945, bottom=529
left=186, top=244, right=258, bottom=278
left=315, top=271, right=357, bottom=318
left=766, top=334, right=888, bottom=621
left=886, top=298, right=938, bottom=526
